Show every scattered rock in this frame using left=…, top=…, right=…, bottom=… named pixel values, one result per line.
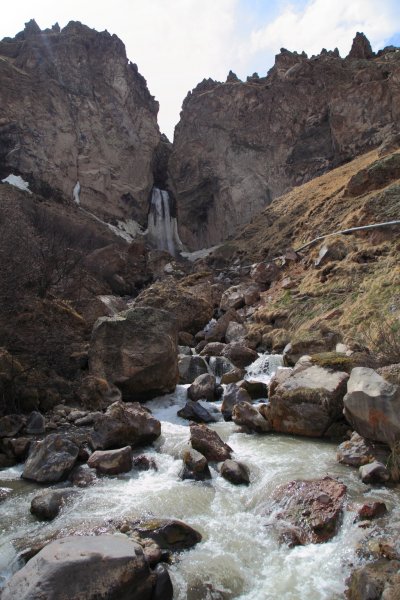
left=225, top=321, right=247, bottom=344
left=22, top=434, right=79, bottom=483
left=222, top=343, right=258, bottom=369
left=190, top=423, right=232, bottom=461
left=30, top=488, right=78, bottom=521
left=132, top=455, right=157, bottom=471
left=250, top=262, right=280, bottom=285
left=220, top=459, right=250, bottom=485
left=77, top=376, right=122, bottom=411
left=178, top=355, right=209, bottom=384
left=356, top=501, right=387, bottom=520
left=337, top=432, right=389, bottom=467
left=87, top=446, right=132, bottom=475
left=152, top=564, right=173, bottom=600
left=343, top=367, right=400, bottom=444
left=180, top=446, right=211, bottom=481
left=200, top=342, right=226, bottom=357
left=1, top=535, right=155, bottom=600
left=188, top=373, right=217, bottom=402
left=177, top=400, right=217, bottom=423
left=0, top=487, right=12, bottom=502
left=239, top=380, right=268, bottom=399
left=221, top=384, right=252, bottom=421
left=69, top=464, right=97, bottom=487
left=2, top=437, right=31, bottom=460
left=0, top=414, right=25, bottom=438
left=91, top=400, right=161, bottom=450
left=221, top=367, right=246, bottom=384
left=232, top=401, right=271, bottom=433
left=25, top=411, right=45, bottom=434
left=359, top=461, right=390, bottom=484
left=346, top=559, right=400, bottom=600
left=133, top=518, right=202, bottom=550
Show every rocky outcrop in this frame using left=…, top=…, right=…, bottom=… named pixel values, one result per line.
left=343, top=367, right=400, bottom=444
left=89, top=307, right=178, bottom=401
left=169, top=34, right=400, bottom=249
left=1, top=535, right=155, bottom=600
left=0, top=21, right=160, bottom=224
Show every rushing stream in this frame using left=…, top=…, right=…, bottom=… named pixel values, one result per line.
left=1, top=356, right=399, bottom=599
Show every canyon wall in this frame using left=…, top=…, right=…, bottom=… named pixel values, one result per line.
left=169, top=34, right=400, bottom=249
left=0, top=20, right=160, bottom=224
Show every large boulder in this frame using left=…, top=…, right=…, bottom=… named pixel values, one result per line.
left=30, top=488, right=78, bottom=521
left=89, top=307, right=178, bottom=401
left=180, top=446, right=211, bottom=481
left=220, top=283, right=260, bottom=312
left=1, top=535, right=155, bottom=600
left=343, top=367, right=400, bottom=444
left=87, top=446, right=133, bottom=475
left=268, top=365, right=349, bottom=437
left=133, top=279, right=213, bottom=334
left=266, top=477, right=346, bottom=545
left=190, top=423, right=232, bottom=461
left=177, top=400, right=217, bottom=424
left=22, top=434, right=79, bottom=483
left=337, top=431, right=389, bottom=467
left=91, top=401, right=161, bottom=450
left=220, top=459, right=250, bottom=485
left=222, top=343, right=258, bottom=369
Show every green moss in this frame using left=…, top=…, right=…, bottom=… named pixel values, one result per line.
left=310, top=352, right=354, bottom=372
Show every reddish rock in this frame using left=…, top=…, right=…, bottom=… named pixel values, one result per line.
left=268, top=477, right=347, bottom=545
left=357, top=502, right=387, bottom=520
left=190, top=423, right=232, bottom=461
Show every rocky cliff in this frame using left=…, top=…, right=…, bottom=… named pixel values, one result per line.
left=0, top=20, right=160, bottom=224
left=169, top=34, right=400, bottom=249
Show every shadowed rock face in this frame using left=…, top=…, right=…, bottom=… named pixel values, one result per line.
left=0, top=20, right=160, bottom=224
left=169, top=33, right=400, bottom=249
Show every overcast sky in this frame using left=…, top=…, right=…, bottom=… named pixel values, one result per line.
left=1, top=0, right=400, bottom=139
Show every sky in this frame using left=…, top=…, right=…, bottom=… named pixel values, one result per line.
left=1, top=1, right=400, bottom=139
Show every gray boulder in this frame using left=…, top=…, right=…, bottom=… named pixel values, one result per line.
left=89, top=307, right=178, bottom=401
left=1, top=535, right=155, bottom=600
left=359, top=461, right=390, bottom=484
left=177, top=400, right=217, bottom=423
left=25, top=411, right=45, bottom=435
left=232, top=401, right=271, bottom=433
left=87, top=446, right=132, bottom=475
left=22, top=434, right=79, bottom=483
left=188, top=373, right=217, bottom=401
left=30, top=488, right=78, bottom=520
left=220, top=459, right=250, bottom=485
left=91, top=400, right=161, bottom=450
left=221, top=384, right=252, bottom=421
left=190, top=423, right=232, bottom=461
left=343, top=367, right=400, bottom=444
left=178, top=355, right=209, bottom=384
left=268, top=365, right=349, bottom=437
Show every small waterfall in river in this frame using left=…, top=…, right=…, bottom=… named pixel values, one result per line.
left=147, top=187, right=183, bottom=256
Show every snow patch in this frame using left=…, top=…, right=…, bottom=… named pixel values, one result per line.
left=107, top=219, right=145, bottom=242
left=1, top=174, right=32, bottom=194
left=72, top=181, right=80, bottom=205
left=181, top=245, right=221, bottom=261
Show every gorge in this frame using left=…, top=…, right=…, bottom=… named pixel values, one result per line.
left=0, top=19, right=399, bottom=600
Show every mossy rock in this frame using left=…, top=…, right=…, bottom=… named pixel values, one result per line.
left=310, top=352, right=356, bottom=373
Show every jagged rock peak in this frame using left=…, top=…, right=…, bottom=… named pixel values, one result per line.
left=226, top=70, right=240, bottom=83
left=347, top=32, right=374, bottom=60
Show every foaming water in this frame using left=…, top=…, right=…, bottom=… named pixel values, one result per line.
left=245, top=354, right=285, bottom=384
left=1, top=359, right=400, bottom=598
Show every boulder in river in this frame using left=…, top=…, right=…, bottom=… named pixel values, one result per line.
left=268, top=365, right=349, bottom=437
left=22, top=434, right=79, bottom=483
left=180, top=446, right=211, bottom=481
left=221, top=384, right=252, bottom=421
left=89, top=307, right=178, bottom=401
left=87, top=446, right=133, bottom=475
left=178, top=355, right=209, bottom=384
left=337, top=432, right=389, bottom=467
left=1, top=535, right=155, bottom=600
left=133, top=518, right=202, bottom=551
left=188, top=373, right=218, bottom=402
left=232, top=401, right=271, bottom=433
left=359, top=461, right=390, bottom=484
left=343, top=367, right=400, bottom=444
left=91, top=400, right=161, bottom=450
left=177, top=400, right=217, bottom=423
left=25, top=411, right=45, bottom=434
left=190, top=423, right=232, bottom=461
left=222, top=343, right=258, bottom=369
left=30, top=488, right=78, bottom=521
left=220, top=459, right=250, bottom=485
left=346, top=558, right=400, bottom=600
left=267, top=476, right=347, bottom=545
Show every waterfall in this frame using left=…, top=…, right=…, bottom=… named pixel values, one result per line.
left=147, top=187, right=183, bottom=256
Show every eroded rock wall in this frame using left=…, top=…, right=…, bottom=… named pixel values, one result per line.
left=169, top=34, right=400, bottom=249
left=0, top=20, right=160, bottom=224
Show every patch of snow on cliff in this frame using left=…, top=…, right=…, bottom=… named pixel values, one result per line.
left=72, top=181, right=81, bottom=205
left=107, top=219, right=144, bottom=242
left=181, top=245, right=221, bottom=262
left=1, top=174, right=32, bottom=194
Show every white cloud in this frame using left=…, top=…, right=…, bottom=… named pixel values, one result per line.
left=246, top=0, right=398, bottom=59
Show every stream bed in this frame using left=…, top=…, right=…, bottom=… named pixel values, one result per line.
left=1, top=358, right=399, bottom=599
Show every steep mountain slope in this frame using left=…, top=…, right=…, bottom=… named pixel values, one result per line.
left=170, top=34, right=400, bottom=249
left=0, top=20, right=160, bottom=224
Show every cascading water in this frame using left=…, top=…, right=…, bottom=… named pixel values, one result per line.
left=147, top=187, right=183, bottom=256
left=1, top=355, right=400, bottom=598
